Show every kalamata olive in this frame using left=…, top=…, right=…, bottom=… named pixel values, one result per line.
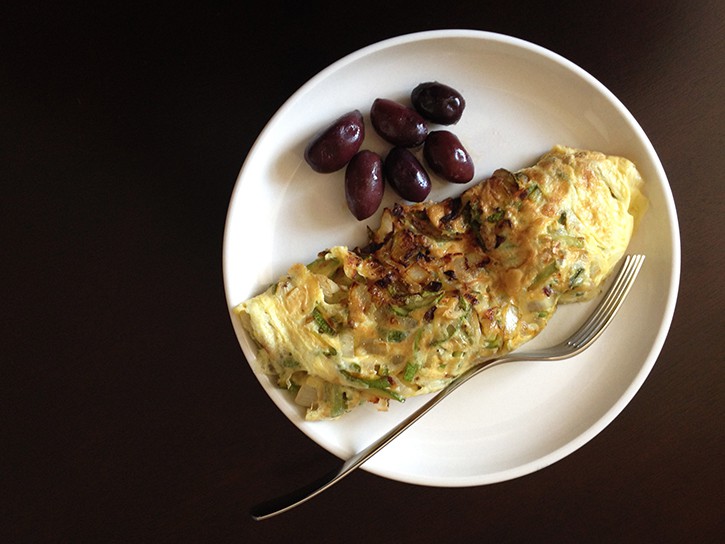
left=370, top=98, right=428, bottom=147
left=423, top=130, right=474, bottom=183
left=345, top=150, right=384, bottom=220
left=383, top=147, right=431, bottom=202
left=411, top=82, right=466, bottom=125
left=304, top=110, right=365, bottom=173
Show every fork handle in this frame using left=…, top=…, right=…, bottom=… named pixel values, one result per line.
left=250, top=357, right=509, bottom=520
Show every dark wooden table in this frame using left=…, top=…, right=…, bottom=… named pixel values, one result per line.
left=4, top=2, right=723, bottom=542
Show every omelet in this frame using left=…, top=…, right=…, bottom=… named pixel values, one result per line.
left=235, top=145, right=647, bottom=420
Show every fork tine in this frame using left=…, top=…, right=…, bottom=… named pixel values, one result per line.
left=573, top=255, right=639, bottom=336
left=572, top=254, right=644, bottom=345
left=567, top=254, right=645, bottom=349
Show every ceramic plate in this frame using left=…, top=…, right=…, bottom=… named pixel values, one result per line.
left=223, top=30, right=680, bottom=486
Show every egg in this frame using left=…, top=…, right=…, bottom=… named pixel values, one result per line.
left=236, top=146, right=647, bottom=420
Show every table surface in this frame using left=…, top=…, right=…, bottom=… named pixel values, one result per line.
left=4, top=1, right=723, bottom=542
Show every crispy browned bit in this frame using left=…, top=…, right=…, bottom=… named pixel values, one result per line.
left=439, top=197, right=463, bottom=224
left=426, top=280, right=442, bottom=291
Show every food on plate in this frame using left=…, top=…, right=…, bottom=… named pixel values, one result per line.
left=423, top=130, right=474, bottom=183
left=345, top=150, right=385, bottom=220
left=304, top=82, right=473, bottom=219
left=304, top=110, right=365, bottom=173
left=239, top=145, right=648, bottom=420
left=383, top=147, right=432, bottom=202
left=411, top=81, right=466, bottom=125
left=370, top=98, right=429, bottom=147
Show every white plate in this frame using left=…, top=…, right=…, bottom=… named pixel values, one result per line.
left=223, top=30, right=680, bottom=486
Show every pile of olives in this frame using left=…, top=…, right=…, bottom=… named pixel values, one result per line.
left=304, top=82, right=473, bottom=220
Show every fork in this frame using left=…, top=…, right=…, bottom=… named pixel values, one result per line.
left=251, top=254, right=645, bottom=520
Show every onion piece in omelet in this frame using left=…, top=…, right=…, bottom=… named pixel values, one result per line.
left=235, top=145, right=647, bottom=420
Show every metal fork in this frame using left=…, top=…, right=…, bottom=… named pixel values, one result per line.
left=251, top=254, right=645, bottom=521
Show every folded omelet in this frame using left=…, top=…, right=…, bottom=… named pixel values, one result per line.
left=235, top=145, right=647, bottom=420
